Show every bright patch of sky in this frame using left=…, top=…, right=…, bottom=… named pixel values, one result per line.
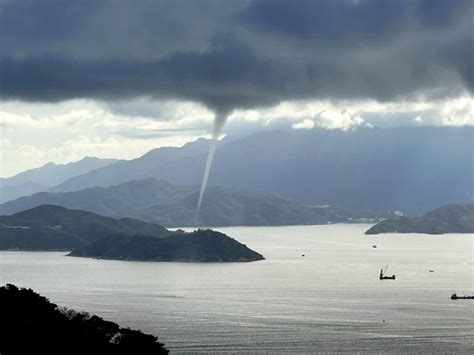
left=1, top=94, right=473, bottom=177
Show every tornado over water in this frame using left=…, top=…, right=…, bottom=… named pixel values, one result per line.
left=196, top=114, right=227, bottom=212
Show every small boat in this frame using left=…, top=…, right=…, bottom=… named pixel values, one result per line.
left=429, top=269, right=434, bottom=273
left=372, top=245, right=377, bottom=248
left=379, top=265, right=396, bottom=280
left=451, top=293, right=474, bottom=300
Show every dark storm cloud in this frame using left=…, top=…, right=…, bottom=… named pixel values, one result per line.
left=238, top=0, right=468, bottom=41
left=0, top=0, right=472, bottom=112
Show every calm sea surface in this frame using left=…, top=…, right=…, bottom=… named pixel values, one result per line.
left=1, top=224, right=473, bottom=353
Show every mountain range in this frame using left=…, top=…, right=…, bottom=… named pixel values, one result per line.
left=1, top=127, right=473, bottom=218
left=365, top=204, right=474, bottom=234
left=0, top=178, right=392, bottom=227
left=42, top=127, right=473, bottom=215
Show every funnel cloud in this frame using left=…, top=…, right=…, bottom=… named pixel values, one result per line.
left=197, top=112, right=228, bottom=212
left=0, top=0, right=473, bottom=204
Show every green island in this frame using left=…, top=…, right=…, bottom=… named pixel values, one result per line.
left=366, top=204, right=474, bottom=235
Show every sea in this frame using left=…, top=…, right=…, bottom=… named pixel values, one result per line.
left=1, top=224, right=473, bottom=353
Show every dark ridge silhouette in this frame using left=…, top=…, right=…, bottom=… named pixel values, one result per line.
left=366, top=204, right=474, bottom=234
left=0, top=284, right=168, bottom=354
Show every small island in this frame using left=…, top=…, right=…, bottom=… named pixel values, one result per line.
left=0, top=205, right=264, bottom=262
left=366, top=204, right=474, bottom=235
left=0, top=283, right=168, bottom=354
left=69, top=229, right=265, bottom=262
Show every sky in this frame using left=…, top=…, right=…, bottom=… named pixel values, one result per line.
left=1, top=0, right=473, bottom=177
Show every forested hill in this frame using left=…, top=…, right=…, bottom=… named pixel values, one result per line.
left=0, top=204, right=171, bottom=250
left=365, top=204, right=474, bottom=234
left=0, top=205, right=265, bottom=262
left=0, top=178, right=391, bottom=227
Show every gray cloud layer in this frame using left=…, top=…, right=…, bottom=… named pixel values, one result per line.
left=0, top=0, right=472, bottom=113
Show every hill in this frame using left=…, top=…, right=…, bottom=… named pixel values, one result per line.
left=0, top=157, right=118, bottom=203
left=51, top=139, right=210, bottom=193
left=365, top=204, right=474, bottom=234
left=48, top=127, right=474, bottom=215
left=0, top=205, right=265, bottom=262
left=0, top=178, right=191, bottom=217
left=69, top=230, right=265, bottom=262
left=123, top=185, right=367, bottom=227
left=0, top=178, right=387, bottom=227
left=0, top=205, right=170, bottom=250
left=0, top=284, right=168, bottom=354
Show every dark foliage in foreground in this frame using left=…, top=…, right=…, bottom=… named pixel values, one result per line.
left=0, top=284, right=168, bottom=355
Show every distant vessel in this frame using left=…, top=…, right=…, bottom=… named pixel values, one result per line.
left=451, top=293, right=474, bottom=300
left=379, top=265, right=396, bottom=280
left=372, top=245, right=377, bottom=248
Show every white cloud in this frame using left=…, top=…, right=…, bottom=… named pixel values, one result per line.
left=2, top=110, right=96, bottom=130
left=292, top=119, right=315, bottom=130
left=439, top=95, right=474, bottom=126
left=1, top=137, right=11, bottom=148
left=317, top=110, right=365, bottom=131
left=1, top=93, right=473, bottom=177
left=233, top=100, right=366, bottom=131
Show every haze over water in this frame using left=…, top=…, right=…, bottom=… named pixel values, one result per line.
left=1, top=224, right=473, bottom=353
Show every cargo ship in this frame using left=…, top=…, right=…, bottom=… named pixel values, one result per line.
left=451, top=293, right=474, bottom=300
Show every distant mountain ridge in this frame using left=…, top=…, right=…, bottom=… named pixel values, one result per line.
left=1, top=157, right=119, bottom=187
left=0, top=178, right=391, bottom=227
left=0, top=178, right=191, bottom=216
left=46, top=127, right=474, bottom=215
left=0, top=181, right=48, bottom=204
left=365, top=204, right=474, bottom=234
left=0, top=157, right=118, bottom=203
left=51, top=139, right=210, bottom=193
